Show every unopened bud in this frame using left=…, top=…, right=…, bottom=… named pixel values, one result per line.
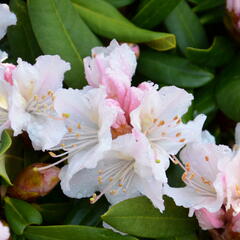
left=225, top=0, right=240, bottom=41
left=8, top=163, right=60, bottom=201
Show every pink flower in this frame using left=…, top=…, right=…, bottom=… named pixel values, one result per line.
left=84, top=40, right=141, bottom=127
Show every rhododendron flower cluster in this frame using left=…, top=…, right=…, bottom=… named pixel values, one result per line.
left=2, top=2, right=240, bottom=239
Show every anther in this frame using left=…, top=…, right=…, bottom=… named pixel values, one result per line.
left=205, top=156, right=209, bottom=161
left=179, top=138, right=185, bottom=143
left=62, top=113, right=70, bottom=118
left=176, top=132, right=181, bottom=137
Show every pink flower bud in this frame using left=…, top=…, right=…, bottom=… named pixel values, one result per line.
left=2, top=63, right=15, bottom=85
left=195, top=208, right=225, bottom=230
left=8, top=163, right=60, bottom=201
left=225, top=0, right=240, bottom=40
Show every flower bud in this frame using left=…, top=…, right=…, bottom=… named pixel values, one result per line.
left=2, top=63, right=15, bottom=85
left=195, top=208, right=225, bottom=230
left=225, top=0, right=240, bottom=41
left=8, top=163, right=60, bottom=201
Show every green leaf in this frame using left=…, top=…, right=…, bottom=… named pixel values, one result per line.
left=102, top=196, right=198, bottom=238
left=104, top=0, right=135, bottom=8
left=0, top=130, right=12, bottom=185
left=64, top=197, right=109, bottom=226
left=194, top=81, right=217, bottom=116
left=33, top=203, right=72, bottom=225
left=200, top=7, right=225, bottom=25
left=8, top=0, right=42, bottom=63
left=4, top=197, right=42, bottom=235
left=186, top=37, right=235, bottom=68
left=161, top=234, right=198, bottom=240
left=24, top=225, right=138, bottom=240
left=165, top=0, right=208, bottom=54
left=216, top=55, right=240, bottom=121
left=28, top=0, right=101, bottom=88
left=137, top=50, right=214, bottom=88
left=132, top=0, right=182, bottom=29
left=72, top=0, right=176, bottom=51
left=193, top=0, right=224, bottom=12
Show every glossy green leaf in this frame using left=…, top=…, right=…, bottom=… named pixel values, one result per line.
left=72, top=0, right=176, bottom=51
left=4, top=197, right=42, bottom=235
left=161, top=234, right=198, bottom=240
left=200, top=7, right=225, bottom=25
left=132, top=0, right=182, bottom=29
left=8, top=0, right=41, bottom=63
left=33, top=203, right=72, bottom=225
left=186, top=37, right=235, bottom=68
left=104, top=0, right=135, bottom=8
left=216, top=55, right=240, bottom=121
left=138, top=50, right=214, bottom=88
left=64, top=197, right=109, bottom=226
left=24, top=225, right=138, bottom=240
left=193, top=0, right=224, bottom=12
left=165, top=0, right=208, bottom=54
left=102, top=196, right=198, bottom=238
left=0, top=130, right=12, bottom=185
left=194, top=81, right=217, bottom=116
left=28, top=0, right=101, bottom=88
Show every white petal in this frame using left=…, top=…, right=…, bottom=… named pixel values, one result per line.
left=0, top=4, right=16, bottom=40
left=0, top=50, right=8, bottom=63
left=235, top=123, right=240, bottom=146
left=136, top=176, right=165, bottom=212
left=9, top=87, right=30, bottom=135
left=26, top=115, right=67, bottom=151
left=60, top=165, right=98, bottom=198
left=0, top=220, right=10, bottom=240
left=34, top=55, right=70, bottom=95
left=165, top=182, right=224, bottom=216
left=180, top=142, right=232, bottom=182
left=201, top=130, right=216, bottom=144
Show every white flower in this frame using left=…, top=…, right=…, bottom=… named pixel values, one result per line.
left=49, top=87, right=122, bottom=190
left=0, top=63, right=13, bottom=135
left=60, top=134, right=165, bottom=211
left=0, top=4, right=16, bottom=40
left=8, top=55, right=70, bottom=150
left=165, top=142, right=233, bottom=216
left=130, top=85, right=206, bottom=183
left=0, top=221, right=10, bottom=240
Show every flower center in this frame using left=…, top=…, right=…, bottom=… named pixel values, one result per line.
left=90, top=159, right=135, bottom=203
left=111, top=124, right=132, bottom=139
left=26, top=91, right=55, bottom=117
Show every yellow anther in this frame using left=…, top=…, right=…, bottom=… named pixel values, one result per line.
left=176, top=132, right=181, bottom=137
left=155, top=159, right=161, bottom=164
left=77, top=123, right=81, bottom=129
left=68, top=127, right=73, bottom=133
left=41, top=95, right=46, bottom=100
left=181, top=172, right=188, bottom=181
left=49, top=152, right=57, bottom=157
left=173, top=115, right=178, bottom=121
left=179, top=138, right=185, bottom=143
left=109, top=177, right=113, bottom=182
left=62, top=113, right=70, bottom=118
left=185, top=162, right=191, bottom=171
left=157, top=120, right=165, bottom=127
